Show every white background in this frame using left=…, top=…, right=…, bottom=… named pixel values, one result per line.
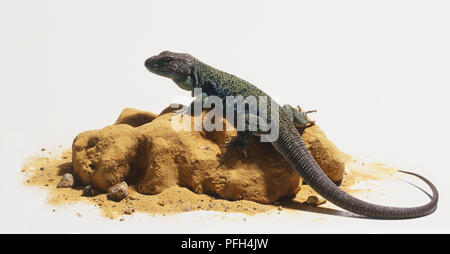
left=0, top=0, right=449, bottom=233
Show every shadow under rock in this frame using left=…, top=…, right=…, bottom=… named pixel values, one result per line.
left=279, top=198, right=365, bottom=219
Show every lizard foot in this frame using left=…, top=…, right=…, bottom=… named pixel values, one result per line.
left=218, top=148, right=247, bottom=164
left=220, top=142, right=248, bottom=159
left=219, top=131, right=252, bottom=159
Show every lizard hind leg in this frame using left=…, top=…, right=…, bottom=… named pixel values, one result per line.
left=282, top=104, right=317, bottom=130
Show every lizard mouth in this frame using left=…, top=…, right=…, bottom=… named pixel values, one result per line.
left=144, top=57, right=159, bottom=72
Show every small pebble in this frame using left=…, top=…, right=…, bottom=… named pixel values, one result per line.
left=41, top=148, right=46, bottom=151
left=277, top=205, right=282, bottom=211
left=82, top=185, right=97, bottom=197
left=120, top=218, right=125, bottom=221
left=157, top=201, right=165, bottom=206
left=107, top=181, right=128, bottom=202
left=124, top=208, right=134, bottom=215
left=40, top=167, right=45, bottom=171
left=57, top=173, right=74, bottom=188
left=208, top=202, right=214, bottom=208
left=306, top=195, right=326, bottom=206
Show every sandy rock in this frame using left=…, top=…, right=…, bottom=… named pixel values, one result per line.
left=72, top=125, right=142, bottom=191
left=107, top=181, right=128, bottom=202
left=56, top=173, right=74, bottom=188
left=72, top=106, right=347, bottom=204
left=134, top=112, right=301, bottom=204
left=300, top=124, right=348, bottom=183
left=114, top=108, right=158, bottom=127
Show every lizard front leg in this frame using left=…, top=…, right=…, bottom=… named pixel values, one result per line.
left=221, top=130, right=253, bottom=158
left=177, top=92, right=209, bottom=116
left=220, top=110, right=260, bottom=159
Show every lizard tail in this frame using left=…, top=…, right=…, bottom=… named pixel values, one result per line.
left=272, top=126, right=438, bottom=219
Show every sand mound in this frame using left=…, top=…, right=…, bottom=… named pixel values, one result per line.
left=72, top=106, right=348, bottom=204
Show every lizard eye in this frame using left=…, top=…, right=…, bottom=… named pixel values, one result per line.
left=163, top=57, right=173, bottom=64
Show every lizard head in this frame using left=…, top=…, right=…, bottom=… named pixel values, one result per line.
left=145, top=51, right=197, bottom=91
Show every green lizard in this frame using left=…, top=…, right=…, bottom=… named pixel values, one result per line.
left=144, top=50, right=438, bottom=219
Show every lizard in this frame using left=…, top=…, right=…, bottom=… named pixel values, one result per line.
left=144, top=50, right=438, bottom=219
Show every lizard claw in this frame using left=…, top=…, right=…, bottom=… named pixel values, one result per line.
left=174, top=106, right=189, bottom=116
left=220, top=141, right=248, bottom=159
left=305, top=110, right=317, bottom=115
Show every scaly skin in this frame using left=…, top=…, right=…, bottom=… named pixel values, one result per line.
left=144, top=51, right=438, bottom=219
